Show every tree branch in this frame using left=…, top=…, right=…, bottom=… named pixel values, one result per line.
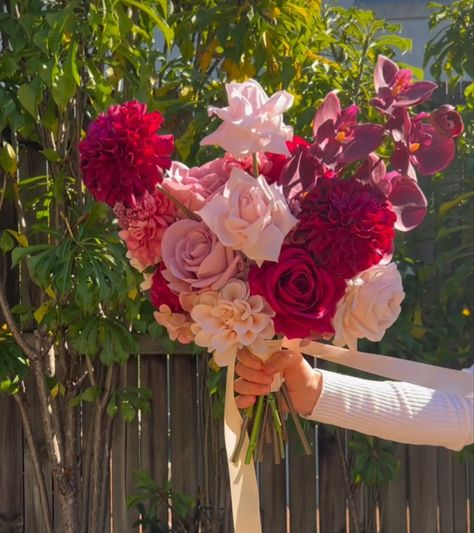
left=14, top=392, right=54, bottom=533
left=0, top=284, right=36, bottom=358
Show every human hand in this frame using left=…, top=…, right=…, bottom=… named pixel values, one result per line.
left=234, top=348, right=323, bottom=415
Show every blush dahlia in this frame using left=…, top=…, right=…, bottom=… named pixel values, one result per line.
left=298, top=178, right=396, bottom=279
left=80, top=101, right=174, bottom=207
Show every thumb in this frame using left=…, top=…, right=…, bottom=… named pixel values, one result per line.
left=263, top=350, right=302, bottom=376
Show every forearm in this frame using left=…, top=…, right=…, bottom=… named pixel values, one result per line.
left=304, top=369, right=474, bottom=451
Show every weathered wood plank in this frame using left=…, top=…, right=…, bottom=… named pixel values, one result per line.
left=408, top=446, right=437, bottom=533
left=170, top=354, right=199, bottom=530
left=0, top=396, right=24, bottom=533
left=259, top=448, right=286, bottom=533
left=318, top=426, right=346, bottom=533
left=111, top=358, right=140, bottom=532
left=438, top=448, right=454, bottom=533
left=380, top=444, right=408, bottom=533
left=452, top=454, right=468, bottom=533
left=140, top=354, right=169, bottom=528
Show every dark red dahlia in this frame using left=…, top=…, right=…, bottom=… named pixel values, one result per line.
left=79, top=101, right=174, bottom=207
left=150, top=266, right=182, bottom=312
left=298, top=178, right=396, bottom=279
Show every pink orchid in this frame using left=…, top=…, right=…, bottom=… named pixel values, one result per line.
left=200, top=79, right=294, bottom=157
left=430, top=105, right=464, bottom=138
left=371, top=55, right=437, bottom=113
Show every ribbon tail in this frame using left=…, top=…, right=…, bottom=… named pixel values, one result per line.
left=283, top=338, right=473, bottom=397
left=224, top=359, right=262, bottom=533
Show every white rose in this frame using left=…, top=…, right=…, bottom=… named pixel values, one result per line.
left=333, top=263, right=405, bottom=350
left=197, top=167, right=297, bottom=265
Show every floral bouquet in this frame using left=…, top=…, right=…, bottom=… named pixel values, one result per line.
left=79, top=55, right=463, bottom=465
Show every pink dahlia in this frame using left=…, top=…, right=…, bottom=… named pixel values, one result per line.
left=80, top=101, right=174, bottom=206
left=298, top=178, right=396, bottom=279
left=114, top=189, right=176, bottom=271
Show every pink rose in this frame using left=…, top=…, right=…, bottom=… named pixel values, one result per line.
left=249, top=247, right=346, bottom=339
left=163, top=156, right=242, bottom=212
left=114, top=189, right=176, bottom=271
left=198, top=167, right=297, bottom=264
left=200, top=79, right=294, bottom=157
left=161, top=219, right=244, bottom=292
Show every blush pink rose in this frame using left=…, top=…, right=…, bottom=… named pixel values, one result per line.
left=161, top=219, right=244, bottom=293
left=200, top=79, right=294, bottom=157
left=114, top=189, right=176, bottom=271
left=163, top=156, right=242, bottom=212
left=198, top=167, right=297, bottom=265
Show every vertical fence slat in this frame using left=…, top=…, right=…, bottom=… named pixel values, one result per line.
left=287, top=416, right=317, bottom=533
left=170, top=354, right=199, bottom=530
left=0, top=396, right=23, bottom=533
left=140, top=354, right=169, bottom=528
left=452, top=455, right=468, bottom=533
left=318, top=429, right=346, bottom=533
left=469, top=458, right=474, bottom=533
left=408, top=446, right=438, bottom=533
left=259, top=450, right=286, bottom=533
left=381, top=444, right=408, bottom=533
left=111, top=358, right=139, bottom=532
left=437, top=448, right=454, bottom=533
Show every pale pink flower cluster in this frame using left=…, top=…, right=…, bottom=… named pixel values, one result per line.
left=114, top=190, right=176, bottom=271
left=189, top=279, right=275, bottom=366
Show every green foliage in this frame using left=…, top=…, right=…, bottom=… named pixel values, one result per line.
left=127, top=471, right=195, bottom=532
left=0, top=333, right=29, bottom=395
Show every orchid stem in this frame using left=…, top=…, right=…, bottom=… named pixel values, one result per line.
left=231, top=405, right=253, bottom=464
left=252, top=153, right=259, bottom=178
left=281, top=383, right=312, bottom=455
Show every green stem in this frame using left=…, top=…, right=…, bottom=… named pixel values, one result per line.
left=231, top=405, right=253, bottom=464
left=268, top=393, right=285, bottom=460
left=281, top=383, right=312, bottom=455
left=245, top=395, right=265, bottom=464
left=252, top=153, right=259, bottom=178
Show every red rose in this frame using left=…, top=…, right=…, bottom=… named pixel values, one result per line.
left=80, top=101, right=174, bottom=207
left=150, top=266, right=181, bottom=312
left=298, top=178, right=396, bottom=279
left=430, top=105, right=464, bottom=138
left=249, top=247, right=345, bottom=339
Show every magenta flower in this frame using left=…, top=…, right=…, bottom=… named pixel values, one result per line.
left=312, top=91, right=385, bottom=165
left=430, top=105, right=464, bottom=138
left=80, top=101, right=174, bottom=207
left=389, top=109, right=456, bottom=176
left=371, top=55, right=437, bottom=113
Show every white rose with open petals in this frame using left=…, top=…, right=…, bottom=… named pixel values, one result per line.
left=190, top=279, right=275, bottom=367
left=200, top=79, right=294, bottom=157
left=333, top=263, right=405, bottom=350
left=197, top=167, right=298, bottom=265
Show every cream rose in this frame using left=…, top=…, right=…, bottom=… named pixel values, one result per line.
left=333, top=263, right=405, bottom=350
left=200, top=79, right=294, bottom=157
left=190, top=279, right=275, bottom=367
left=197, top=167, right=297, bottom=265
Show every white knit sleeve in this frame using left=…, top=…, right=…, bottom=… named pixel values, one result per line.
left=304, top=368, right=474, bottom=451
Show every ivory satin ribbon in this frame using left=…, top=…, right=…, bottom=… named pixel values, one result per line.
left=224, top=339, right=474, bottom=533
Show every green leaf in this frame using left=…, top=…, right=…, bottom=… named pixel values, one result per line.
left=0, top=231, right=15, bottom=253
left=11, top=244, right=51, bottom=268
left=375, top=34, right=412, bottom=52
left=122, top=0, right=174, bottom=47
left=40, top=149, right=62, bottom=163
left=0, top=142, right=17, bottom=174
left=82, top=386, right=101, bottom=402
left=18, top=78, right=42, bottom=119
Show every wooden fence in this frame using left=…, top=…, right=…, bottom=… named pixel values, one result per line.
left=0, top=351, right=473, bottom=533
